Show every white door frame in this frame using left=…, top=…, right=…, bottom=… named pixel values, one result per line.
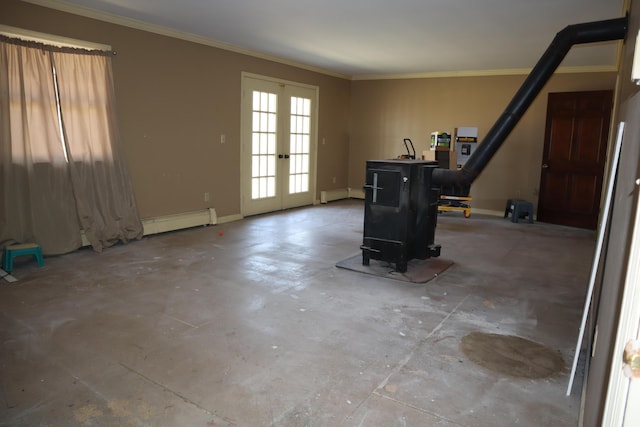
left=602, top=180, right=640, bottom=425
left=240, top=72, right=319, bottom=217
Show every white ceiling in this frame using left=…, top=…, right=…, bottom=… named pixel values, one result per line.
left=32, top=0, right=625, bottom=78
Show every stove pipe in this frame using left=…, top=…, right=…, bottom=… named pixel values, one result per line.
left=431, top=16, right=628, bottom=187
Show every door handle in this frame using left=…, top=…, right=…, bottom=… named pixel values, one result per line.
left=542, top=164, right=549, bottom=169
left=284, top=154, right=290, bottom=159
left=278, top=154, right=290, bottom=159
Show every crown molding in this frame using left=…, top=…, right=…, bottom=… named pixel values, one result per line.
left=21, top=0, right=351, bottom=80
left=351, top=64, right=619, bottom=81
left=21, top=0, right=620, bottom=82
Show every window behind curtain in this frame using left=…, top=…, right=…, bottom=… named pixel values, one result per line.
left=0, top=35, right=143, bottom=254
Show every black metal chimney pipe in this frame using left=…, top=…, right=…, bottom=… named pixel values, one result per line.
left=432, top=16, right=628, bottom=186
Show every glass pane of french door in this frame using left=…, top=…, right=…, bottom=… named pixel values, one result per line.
left=281, top=84, right=316, bottom=211
left=288, top=96, right=310, bottom=195
left=251, top=90, right=277, bottom=200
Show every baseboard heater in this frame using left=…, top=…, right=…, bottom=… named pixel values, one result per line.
left=80, top=208, right=218, bottom=246
left=142, top=208, right=217, bottom=235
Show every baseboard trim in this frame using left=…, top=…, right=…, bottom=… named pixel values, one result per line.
left=468, top=208, right=505, bottom=217
left=320, top=188, right=350, bottom=203
left=348, top=188, right=365, bottom=199
left=80, top=208, right=219, bottom=246
left=319, top=187, right=367, bottom=203
left=217, top=213, right=243, bottom=224
left=78, top=204, right=507, bottom=249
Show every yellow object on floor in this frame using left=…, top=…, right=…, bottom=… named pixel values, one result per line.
left=438, top=194, right=472, bottom=218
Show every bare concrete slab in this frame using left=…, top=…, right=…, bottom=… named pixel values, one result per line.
left=0, top=200, right=593, bottom=426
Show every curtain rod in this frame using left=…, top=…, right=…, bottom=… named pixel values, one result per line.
left=0, top=24, right=113, bottom=53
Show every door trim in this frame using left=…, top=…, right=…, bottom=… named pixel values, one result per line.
left=240, top=72, right=319, bottom=217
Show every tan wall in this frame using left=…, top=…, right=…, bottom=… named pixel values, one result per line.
left=349, top=72, right=617, bottom=213
left=1, top=0, right=351, bottom=218
left=0, top=1, right=619, bottom=220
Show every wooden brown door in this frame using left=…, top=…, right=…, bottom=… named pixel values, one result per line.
left=537, top=91, right=613, bottom=229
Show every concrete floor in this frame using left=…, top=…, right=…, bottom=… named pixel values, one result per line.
left=0, top=200, right=595, bottom=426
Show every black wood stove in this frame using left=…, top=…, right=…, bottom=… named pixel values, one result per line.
left=361, top=159, right=441, bottom=273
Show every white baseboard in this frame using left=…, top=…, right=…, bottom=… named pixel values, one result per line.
left=77, top=202, right=508, bottom=249
left=319, top=187, right=366, bottom=203
left=217, top=213, right=243, bottom=224
left=348, top=187, right=365, bottom=199
left=80, top=208, right=220, bottom=246
left=466, top=208, right=504, bottom=217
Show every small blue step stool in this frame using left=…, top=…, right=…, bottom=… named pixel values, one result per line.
left=504, top=199, right=534, bottom=223
left=2, top=243, right=44, bottom=272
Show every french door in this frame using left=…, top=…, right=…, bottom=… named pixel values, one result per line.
left=241, top=74, right=318, bottom=216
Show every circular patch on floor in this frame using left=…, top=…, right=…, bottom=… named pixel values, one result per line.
left=460, top=332, right=564, bottom=379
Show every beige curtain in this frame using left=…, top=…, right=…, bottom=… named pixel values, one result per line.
left=0, top=36, right=142, bottom=254
left=52, top=51, right=142, bottom=252
left=0, top=39, right=81, bottom=254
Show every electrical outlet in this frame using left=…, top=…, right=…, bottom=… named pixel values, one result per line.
left=220, top=134, right=226, bottom=144
left=204, top=192, right=210, bottom=202
left=332, top=176, right=336, bottom=184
